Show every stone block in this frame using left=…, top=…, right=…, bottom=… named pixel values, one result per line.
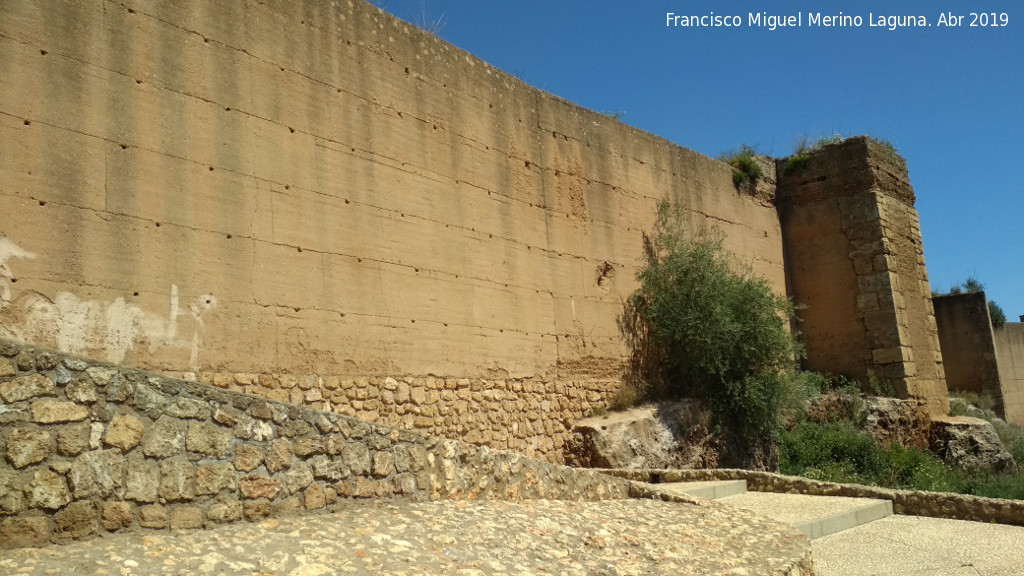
left=372, top=450, right=394, bottom=477
left=292, top=436, right=323, bottom=457
left=159, top=459, right=196, bottom=502
left=207, top=501, right=243, bottom=524
left=309, top=455, right=348, bottom=481
left=395, top=473, right=417, bottom=495
left=142, top=416, right=186, bottom=458
left=169, top=506, right=204, bottom=530
left=343, top=442, right=371, bottom=475
left=132, top=383, right=169, bottom=417
left=186, top=421, right=233, bottom=457
left=872, top=347, right=911, bottom=365
left=65, top=379, right=99, bottom=404
left=196, top=462, right=238, bottom=495
left=103, top=414, right=146, bottom=451
left=283, top=462, right=314, bottom=494
left=85, top=367, right=118, bottom=387
left=15, top=352, right=34, bottom=372
left=53, top=501, right=98, bottom=540
left=68, top=449, right=125, bottom=499
left=270, top=495, right=302, bottom=516
left=266, top=438, right=293, bottom=473
left=56, top=423, right=92, bottom=456
left=28, top=469, right=71, bottom=510
left=102, top=501, right=134, bottom=531
left=213, top=404, right=239, bottom=426
left=304, top=483, right=326, bottom=510
left=0, top=516, right=50, bottom=549
left=0, top=469, right=26, bottom=513
left=138, top=504, right=167, bottom=528
left=239, top=475, right=282, bottom=500
left=166, top=396, right=212, bottom=420
left=0, top=358, right=14, bottom=378
left=5, top=426, right=54, bottom=468
left=243, top=500, right=271, bottom=521
left=350, top=476, right=378, bottom=498
left=125, top=460, right=160, bottom=502
left=0, top=374, right=56, bottom=403
left=233, top=443, right=263, bottom=472
left=249, top=401, right=273, bottom=420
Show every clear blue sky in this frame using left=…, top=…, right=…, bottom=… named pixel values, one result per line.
left=374, top=0, right=1023, bottom=319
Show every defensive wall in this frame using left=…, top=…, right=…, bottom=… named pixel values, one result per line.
left=934, top=293, right=1024, bottom=426
left=776, top=139, right=948, bottom=416
left=0, top=0, right=947, bottom=461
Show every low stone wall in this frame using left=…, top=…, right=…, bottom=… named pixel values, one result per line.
left=0, top=338, right=631, bottom=549
left=163, top=369, right=619, bottom=461
left=601, top=468, right=1024, bottom=526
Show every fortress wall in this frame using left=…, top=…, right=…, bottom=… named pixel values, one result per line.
left=933, top=293, right=1000, bottom=401
left=934, top=292, right=1024, bottom=426
left=0, top=0, right=785, bottom=460
left=778, top=138, right=948, bottom=415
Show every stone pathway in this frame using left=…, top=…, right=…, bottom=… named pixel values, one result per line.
left=0, top=498, right=812, bottom=576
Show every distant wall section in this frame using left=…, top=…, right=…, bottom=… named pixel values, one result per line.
left=995, top=324, right=1024, bottom=426
left=934, top=292, right=1024, bottom=426
left=0, top=0, right=785, bottom=459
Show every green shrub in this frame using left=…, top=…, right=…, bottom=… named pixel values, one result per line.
left=779, top=421, right=964, bottom=492
left=720, top=145, right=764, bottom=190
left=624, top=199, right=801, bottom=468
left=990, top=301, right=1008, bottom=329
left=782, top=153, right=809, bottom=176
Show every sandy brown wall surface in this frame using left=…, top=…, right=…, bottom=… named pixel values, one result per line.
left=777, top=138, right=947, bottom=415
left=0, top=0, right=785, bottom=459
left=994, top=324, right=1024, bottom=426
left=933, top=293, right=1000, bottom=399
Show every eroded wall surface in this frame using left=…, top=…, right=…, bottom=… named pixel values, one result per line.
left=777, top=138, right=948, bottom=415
left=0, top=0, right=784, bottom=459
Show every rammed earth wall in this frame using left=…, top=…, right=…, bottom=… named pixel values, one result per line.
left=0, top=0, right=783, bottom=462
left=0, top=338, right=630, bottom=549
left=777, top=138, right=948, bottom=416
left=0, top=1, right=949, bottom=459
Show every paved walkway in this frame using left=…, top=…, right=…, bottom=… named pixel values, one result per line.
left=0, top=498, right=811, bottom=576
left=6, top=484, right=1024, bottom=575
left=813, top=514, right=1024, bottom=576
left=663, top=479, right=1024, bottom=576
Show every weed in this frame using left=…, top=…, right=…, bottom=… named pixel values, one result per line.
left=719, top=145, right=764, bottom=190
left=784, top=132, right=845, bottom=176
left=876, top=138, right=899, bottom=154
left=782, top=153, right=810, bottom=176
left=865, top=370, right=896, bottom=397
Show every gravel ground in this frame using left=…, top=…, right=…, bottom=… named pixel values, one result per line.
left=0, top=498, right=812, bottom=576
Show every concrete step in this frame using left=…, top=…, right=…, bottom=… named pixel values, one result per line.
left=719, top=491, right=893, bottom=540
left=657, top=481, right=893, bottom=539
left=657, top=479, right=749, bottom=499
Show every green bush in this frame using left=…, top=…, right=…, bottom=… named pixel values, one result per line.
left=779, top=421, right=964, bottom=492
left=624, top=199, right=801, bottom=468
left=720, top=145, right=764, bottom=190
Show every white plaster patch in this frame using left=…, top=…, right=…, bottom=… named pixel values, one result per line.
left=0, top=235, right=36, bottom=307
left=0, top=235, right=216, bottom=369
